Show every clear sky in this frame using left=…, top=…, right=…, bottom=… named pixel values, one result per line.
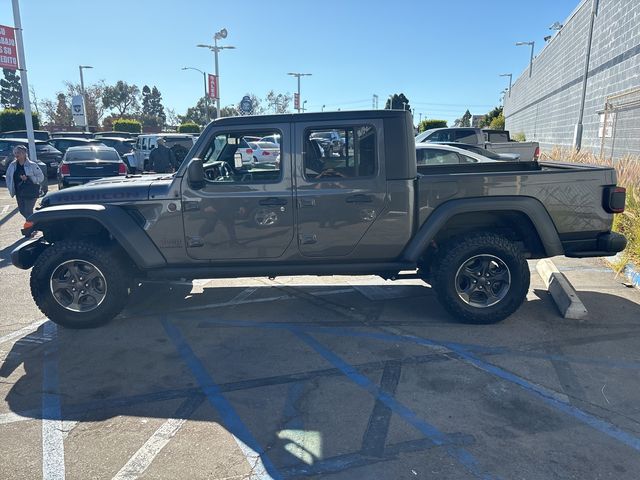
left=1, top=0, right=580, bottom=125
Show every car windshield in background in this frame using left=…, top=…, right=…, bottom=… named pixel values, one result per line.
left=36, top=144, right=60, bottom=153
left=65, top=150, right=120, bottom=161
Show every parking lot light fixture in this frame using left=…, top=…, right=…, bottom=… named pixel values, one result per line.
left=499, top=73, right=512, bottom=97
left=197, top=28, right=235, bottom=118
left=287, top=72, right=312, bottom=113
left=515, top=41, right=535, bottom=78
left=79, top=65, right=93, bottom=133
left=182, top=67, right=210, bottom=122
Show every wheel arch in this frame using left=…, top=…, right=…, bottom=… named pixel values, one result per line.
left=402, top=196, right=564, bottom=263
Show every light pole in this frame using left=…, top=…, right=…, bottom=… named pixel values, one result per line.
left=515, top=41, right=535, bottom=78
left=287, top=72, right=312, bottom=113
left=499, top=73, right=512, bottom=97
left=182, top=67, right=210, bottom=123
left=302, top=100, right=307, bottom=112
left=79, top=65, right=93, bottom=133
left=321, top=104, right=326, bottom=112
left=197, top=28, right=235, bottom=118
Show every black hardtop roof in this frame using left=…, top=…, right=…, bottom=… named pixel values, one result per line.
left=210, top=109, right=410, bottom=127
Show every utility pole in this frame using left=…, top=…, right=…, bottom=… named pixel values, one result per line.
left=372, top=94, right=378, bottom=109
left=79, top=65, right=93, bottom=132
left=11, top=0, right=37, bottom=164
left=197, top=28, right=235, bottom=118
left=287, top=72, right=312, bottom=113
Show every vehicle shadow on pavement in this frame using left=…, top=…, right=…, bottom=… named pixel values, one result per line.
left=2, top=288, right=640, bottom=479
left=0, top=237, right=25, bottom=270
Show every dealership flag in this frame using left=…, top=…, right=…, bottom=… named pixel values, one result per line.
left=208, top=74, right=218, bottom=99
left=0, top=25, right=18, bottom=70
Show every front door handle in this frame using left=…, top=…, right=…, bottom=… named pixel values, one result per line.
left=259, top=197, right=287, bottom=206
left=346, top=194, right=373, bottom=203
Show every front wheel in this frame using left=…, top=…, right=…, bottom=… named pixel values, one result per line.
left=30, top=240, right=131, bottom=328
left=432, top=233, right=530, bottom=324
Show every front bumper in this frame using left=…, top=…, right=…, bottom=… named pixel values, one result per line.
left=563, top=232, right=627, bottom=258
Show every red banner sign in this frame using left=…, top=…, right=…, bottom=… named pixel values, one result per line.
left=294, top=93, right=300, bottom=110
left=0, top=25, right=18, bottom=70
left=208, top=74, right=218, bottom=99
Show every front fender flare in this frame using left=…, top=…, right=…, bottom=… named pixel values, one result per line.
left=401, top=196, right=564, bottom=262
left=25, top=204, right=166, bottom=269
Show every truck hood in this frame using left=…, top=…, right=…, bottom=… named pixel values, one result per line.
left=42, top=174, right=174, bottom=207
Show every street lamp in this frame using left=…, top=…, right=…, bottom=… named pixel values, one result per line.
left=197, top=28, right=235, bottom=118
left=499, top=73, right=512, bottom=97
left=302, top=100, right=307, bottom=112
left=182, top=67, right=210, bottom=123
left=287, top=72, right=312, bottom=113
left=79, top=65, right=93, bottom=133
left=321, top=104, right=326, bottom=112
left=515, top=41, right=535, bottom=78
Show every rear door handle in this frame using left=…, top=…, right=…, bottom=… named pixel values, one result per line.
left=346, top=194, right=373, bottom=203
left=259, top=197, right=287, bottom=206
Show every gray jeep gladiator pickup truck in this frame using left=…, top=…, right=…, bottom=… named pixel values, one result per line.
left=12, top=110, right=627, bottom=328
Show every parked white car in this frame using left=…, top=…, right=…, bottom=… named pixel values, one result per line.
left=248, top=141, right=280, bottom=164
left=127, top=134, right=196, bottom=172
left=415, top=143, right=503, bottom=165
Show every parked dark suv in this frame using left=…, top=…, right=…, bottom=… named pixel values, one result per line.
left=48, top=137, right=105, bottom=155
left=0, top=138, right=62, bottom=177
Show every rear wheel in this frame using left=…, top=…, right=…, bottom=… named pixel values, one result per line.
left=432, top=233, right=529, bottom=324
left=31, top=240, right=131, bottom=328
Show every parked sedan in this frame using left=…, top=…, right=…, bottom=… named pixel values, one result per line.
left=48, top=137, right=105, bottom=155
left=429, top=141, right=520, bottom=161
left=247, top=141, right=280, bottom=164
left=57, top=146, right=127, bottom=189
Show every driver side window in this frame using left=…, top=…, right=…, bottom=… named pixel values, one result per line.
left=201, top=130, right=282, bottom=184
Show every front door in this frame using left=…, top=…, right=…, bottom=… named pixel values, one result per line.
left=182, top=124, right=294, bottom=261
left=294, top=121, right=386, bottom=257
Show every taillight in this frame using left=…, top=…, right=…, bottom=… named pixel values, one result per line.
left=603, top=186, right=626, bottom=213
left=263, top=151, right=270, bottom=155
left=533, top=146, right=540, bottom=160
left=246, top=149, right=253, bottom=155
left=59, top=163, right=70, bottom=176
left=118, top=163, right=127, bottom=175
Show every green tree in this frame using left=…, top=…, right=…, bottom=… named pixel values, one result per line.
left=141, top=85, right=166, bottom=128
left=459, top=109, right=472, bottom=127
left=102, top=81, right=140, bottom=119
left=178, top=121, right=200, bottom=133
left=478, top=106, right=503, bottom=128
left=179, top=96, right=214, bottom=125
left=0, top=109, right=40, bottom=131
left=384, top=93, right=411, bottom=112
left=1, top=69, right=23, bottom=109
left=113, top=118, right=142, bottom=133
left=489, top=113, right=505, bottom=130
left=418, top=119, right=447, bottom=132
left=220, top=105, right=239, bottom=117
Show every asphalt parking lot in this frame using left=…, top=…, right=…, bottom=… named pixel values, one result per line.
left=1, top=180, right=640, bottom=479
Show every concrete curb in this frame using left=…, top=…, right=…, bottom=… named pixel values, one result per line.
left=536, top=259, right=588, bottom=320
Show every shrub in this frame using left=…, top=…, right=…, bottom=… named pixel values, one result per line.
left=511, top=132, right=526, bottom=142
left=113, top=118, right=142, bottom=133
left=489, top=113, right=505, bottom=131
left=0, top=109, right=40, bottom=131
left=178, top=122, right=200, bottom=134
left=418, top=119, right=447, bottom=132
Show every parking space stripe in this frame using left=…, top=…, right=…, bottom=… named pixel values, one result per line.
left=161, top=317, right=281, bottom=480
left=1, top=204, right=10, bottom=214
left=0, top=318, right=48, bottom=345
left=41, top=322, right=65, bottom=480
left=112, top=394, right=205, bottom=480
left=291, top=329, right=499, bottom=480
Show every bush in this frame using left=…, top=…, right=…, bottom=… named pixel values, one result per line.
left=418, top=119, right=447, bottom=132
left=0, top=109, right=40, bottom=131
left=511, top=132, right=526, bottom=142
left=113, top=118, right=142, bottom=133
left=489, top=113, right=505, bottom=131
left=178, top=122, right=200, bottom=134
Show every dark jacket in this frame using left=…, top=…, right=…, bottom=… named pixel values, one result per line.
left=149, top=144, right=176, bottom=173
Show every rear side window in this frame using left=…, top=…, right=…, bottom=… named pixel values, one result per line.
left=304, top=126, right=376, bottom=180
left=426, top=130, right=454, bottom=142
left=417, top=149, right=464, bottom=165
left=454, top=130, right=477, bottom=144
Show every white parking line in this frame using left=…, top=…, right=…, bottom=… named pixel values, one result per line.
left=42, top=322, right=65, bottom=480
left=0, top=318, right=48, bottom=345
left=1, top=204, right=10, bottom=214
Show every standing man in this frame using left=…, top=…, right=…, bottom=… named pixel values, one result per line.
left=149, top=137, right=177, bottom=173
left=5, top=144, right=45, bottom=220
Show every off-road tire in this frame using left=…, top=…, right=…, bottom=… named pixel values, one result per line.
left=432, top=233, right=529, bottom=324
left=31, top=240, right=131, bottom=329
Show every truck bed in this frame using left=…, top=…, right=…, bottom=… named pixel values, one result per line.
left=416, top=161, right=617, bottom=237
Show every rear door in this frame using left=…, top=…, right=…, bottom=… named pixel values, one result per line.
left=182, top=123, right=294, bottom=261
left=294, top=120, right=386, bottom=257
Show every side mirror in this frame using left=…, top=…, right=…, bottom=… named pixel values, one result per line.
left=187, top=158, right=205, bottom=190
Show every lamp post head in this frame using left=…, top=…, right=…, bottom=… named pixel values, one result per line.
left=549, top=21, right=563, bottom=30
left=214, top=28, right=228, bottom=40
left=499, top=73, right=512, bottom=77
left=79, top=65, right=93, bottom=69
left=515, top=41, right=534, bottom=46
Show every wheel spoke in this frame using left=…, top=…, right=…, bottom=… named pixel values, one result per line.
left=490, top=269, right=510, bottom=283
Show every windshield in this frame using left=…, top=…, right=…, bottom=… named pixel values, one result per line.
left=65, top=150, right=120, bottom=161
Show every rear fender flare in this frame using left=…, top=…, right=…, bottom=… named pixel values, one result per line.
left=401, top=196, right=563, bottom=262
